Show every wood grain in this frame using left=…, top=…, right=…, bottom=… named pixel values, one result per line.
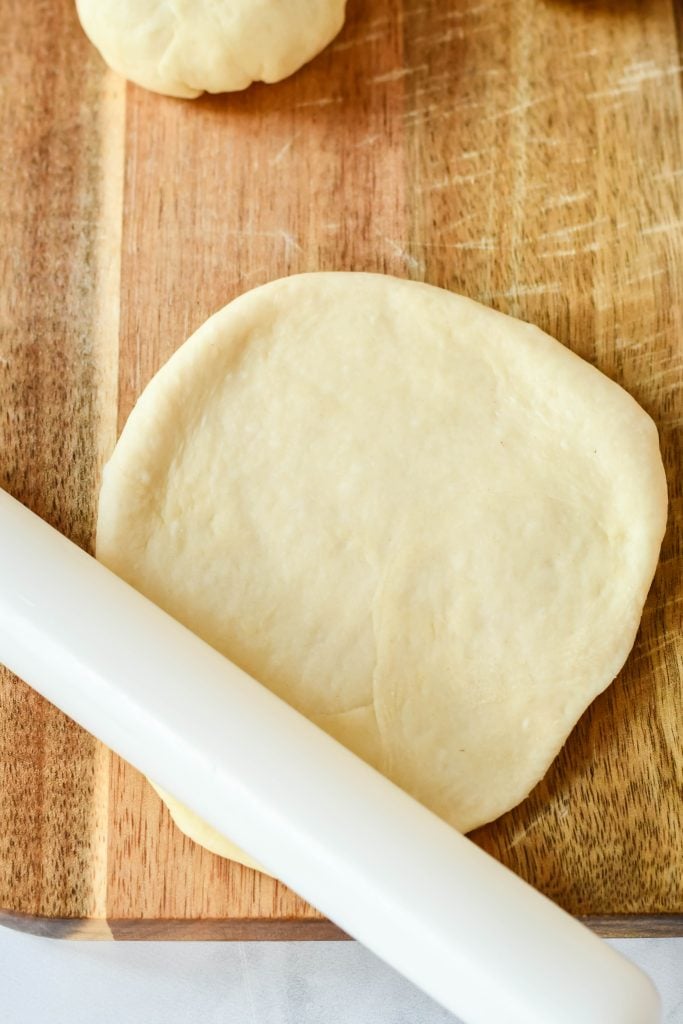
left=0, top=0, right=681, bottom=937
left=0, top=0, right=121, bottom=924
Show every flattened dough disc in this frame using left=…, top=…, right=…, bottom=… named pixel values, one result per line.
left=97, top=273, right=667, bottom=867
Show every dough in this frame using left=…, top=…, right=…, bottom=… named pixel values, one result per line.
left=96, top=272, right=667, bottom=866
left=150, top=782, right=263, bottom=869
left=75, top=0, right=346, bottom=98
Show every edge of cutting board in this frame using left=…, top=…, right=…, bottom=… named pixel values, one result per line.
left=0, top=907, right=347, bottom=941
left=1, top=907, right=682, bottom=941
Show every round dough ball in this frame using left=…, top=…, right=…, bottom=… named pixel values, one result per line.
left=76, top=0, right=347, bottom=98
left=97, top=273, right=666, bottom=865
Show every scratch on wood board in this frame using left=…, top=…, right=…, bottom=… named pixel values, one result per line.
left=538, top=217, right=609, bottom=241
left=380, top=237, right=425, bottom=273
left=371, top=64, right=428, bottom=84
left=269, top=133, right=302, bottom=167
left=481, top=283, right=562, bottom=300
left=642, top=220, right=683, bottom=236
left=541, top=191, right=591, bottom=211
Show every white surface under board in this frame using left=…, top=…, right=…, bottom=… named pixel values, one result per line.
left=0, top=928, right=681, bottom=1024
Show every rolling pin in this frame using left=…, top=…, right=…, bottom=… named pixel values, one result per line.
left=0, top=488, right=660, bottom=1024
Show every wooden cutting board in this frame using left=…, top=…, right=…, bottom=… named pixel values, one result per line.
left=0, top=0, right=681, bottom=940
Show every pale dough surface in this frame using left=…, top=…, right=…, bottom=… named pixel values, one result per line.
left=97, top=273, right=667, bottom=866
left=76, top=0, right=346, bottom=98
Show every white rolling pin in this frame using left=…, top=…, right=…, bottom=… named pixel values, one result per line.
left=0, top=488, right=659, bottom=1024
